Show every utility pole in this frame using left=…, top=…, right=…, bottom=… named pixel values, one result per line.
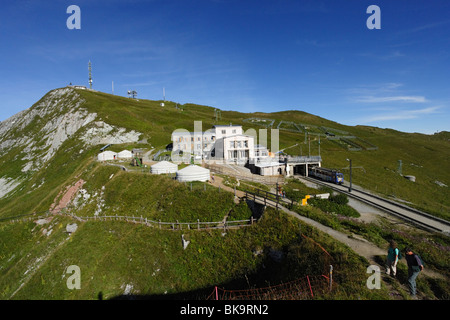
left=88, top=60, right=93, bottom=89
left=318, top=135, right=321, bottom=157
left=346, top=158, right=352, bottom=192
left=308, top=135, right=311, bottom=157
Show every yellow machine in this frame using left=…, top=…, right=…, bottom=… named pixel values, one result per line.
left=301, top=195, right=311, bottom=206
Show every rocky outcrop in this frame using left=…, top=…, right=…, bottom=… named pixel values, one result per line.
left=0, top=87, right=142, bottom=198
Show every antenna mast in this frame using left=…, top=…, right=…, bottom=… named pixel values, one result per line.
left=88, top=60, right=93, bottom=89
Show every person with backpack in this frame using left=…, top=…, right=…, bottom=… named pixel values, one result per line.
left=404, top=247, right=424, bottom=299
left=385, top=240, right=401, bottom=277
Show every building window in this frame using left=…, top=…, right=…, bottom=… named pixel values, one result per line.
left=232, top=129, right=236, bottom=134
left=244, top=140, right=248, bottom=148
left=222, top=130, right=226, bottom=134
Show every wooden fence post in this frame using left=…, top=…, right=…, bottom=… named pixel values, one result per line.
left=329, top=265, right=333, bottom=291
left=307, top=276, right=314, bottom=298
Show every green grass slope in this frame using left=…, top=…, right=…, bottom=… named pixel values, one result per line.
left=0, top=208, right=390, bottom=300
left=0, top=87, right=448, bottom=300
left=76, top=89, right=450, bottom=219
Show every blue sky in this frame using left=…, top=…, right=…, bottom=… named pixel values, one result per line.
left=0, top=0, right=449, bottom=134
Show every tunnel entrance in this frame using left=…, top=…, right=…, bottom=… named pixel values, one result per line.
left=293, top=164, right=307, bottom=176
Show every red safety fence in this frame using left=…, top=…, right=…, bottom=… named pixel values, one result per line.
left=206, top=274, right=333, bottom=300
left=206, top=233, right=336, bottom=300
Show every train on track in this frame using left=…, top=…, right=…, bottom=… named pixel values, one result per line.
left=308, top=166, right=344, bottom=185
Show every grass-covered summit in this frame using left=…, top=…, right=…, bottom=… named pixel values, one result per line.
left=0, top=87, right=448, bottom=300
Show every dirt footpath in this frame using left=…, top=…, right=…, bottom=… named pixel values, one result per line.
left=208, top=175, right=443, bottom=283
left=49, top=179, right=85, bottom=213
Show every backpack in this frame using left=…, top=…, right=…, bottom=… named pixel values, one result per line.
left=415, top=253, right=424, bottom=266
left=396, top=248, right=402, bottom=260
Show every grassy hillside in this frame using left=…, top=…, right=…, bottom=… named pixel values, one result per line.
left=71, top=164, right=235, bottom=222
left=75, top=89, right=450, bottom=219
left=0, top=87, right=448, bottom=300
left=0, top=207, right=391, bottom=300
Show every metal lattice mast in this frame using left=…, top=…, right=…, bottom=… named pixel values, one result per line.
left=88, top=60, right=93, bottom=89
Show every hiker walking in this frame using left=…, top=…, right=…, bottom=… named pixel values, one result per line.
left=404, top=247, right=424, bottom=298
left=385, top=240, right=400, bottom=277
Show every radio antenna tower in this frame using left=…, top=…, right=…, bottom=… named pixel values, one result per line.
left=88, top=60, right=93, bottom=89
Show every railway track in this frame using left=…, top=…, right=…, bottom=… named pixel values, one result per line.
left=299, top=176, right=450, bottom=235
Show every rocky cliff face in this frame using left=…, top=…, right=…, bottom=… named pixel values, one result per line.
left=0, top=87, right=142, bottom=198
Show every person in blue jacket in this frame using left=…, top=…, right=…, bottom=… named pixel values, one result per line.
left=385, top=240, right=399, bottom=277
left=404, top=247, right=424, bottom=299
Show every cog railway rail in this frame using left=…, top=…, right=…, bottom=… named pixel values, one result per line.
left=299, top=176, right=450, bottom=235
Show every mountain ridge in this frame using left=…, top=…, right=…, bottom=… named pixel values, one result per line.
left=0, top=86, right=448, bottom=219
left=0, top=87, right=449, bottom=300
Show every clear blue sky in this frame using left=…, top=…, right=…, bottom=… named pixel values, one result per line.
left=1, top=0, right=449, bottom=134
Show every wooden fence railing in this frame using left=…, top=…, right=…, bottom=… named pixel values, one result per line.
left=1, top=209, right=258, bottom=231
left=66, top=213, right=257, bottom=231
left=244, top=189, right=296, bottom=210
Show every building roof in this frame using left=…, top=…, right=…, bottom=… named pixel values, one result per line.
left=213, top=124, right=242, bottom=128
left=172, top=131, right=214, bottom=136
left=151, top=161, right=178, bottom=169
left=117, top=150, right=132, bottom=158
left=222, top=134, right=254, bottom=139
left=176, top=165, right=210, bottom=182
left=255, top=161, right=284, bottom=168
left=99, top=150, right=117, bottom=155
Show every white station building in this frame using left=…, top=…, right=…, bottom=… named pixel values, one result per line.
left=171, top=124, right=259, bottom=164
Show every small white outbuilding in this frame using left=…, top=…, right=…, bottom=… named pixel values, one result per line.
left=97, top=150, right=117, bottom=161
left=176, top=165, right=210, bottom=182
left=117, top=150, right=133, bottom=159
left=151, top=161, right=178, bottom=174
